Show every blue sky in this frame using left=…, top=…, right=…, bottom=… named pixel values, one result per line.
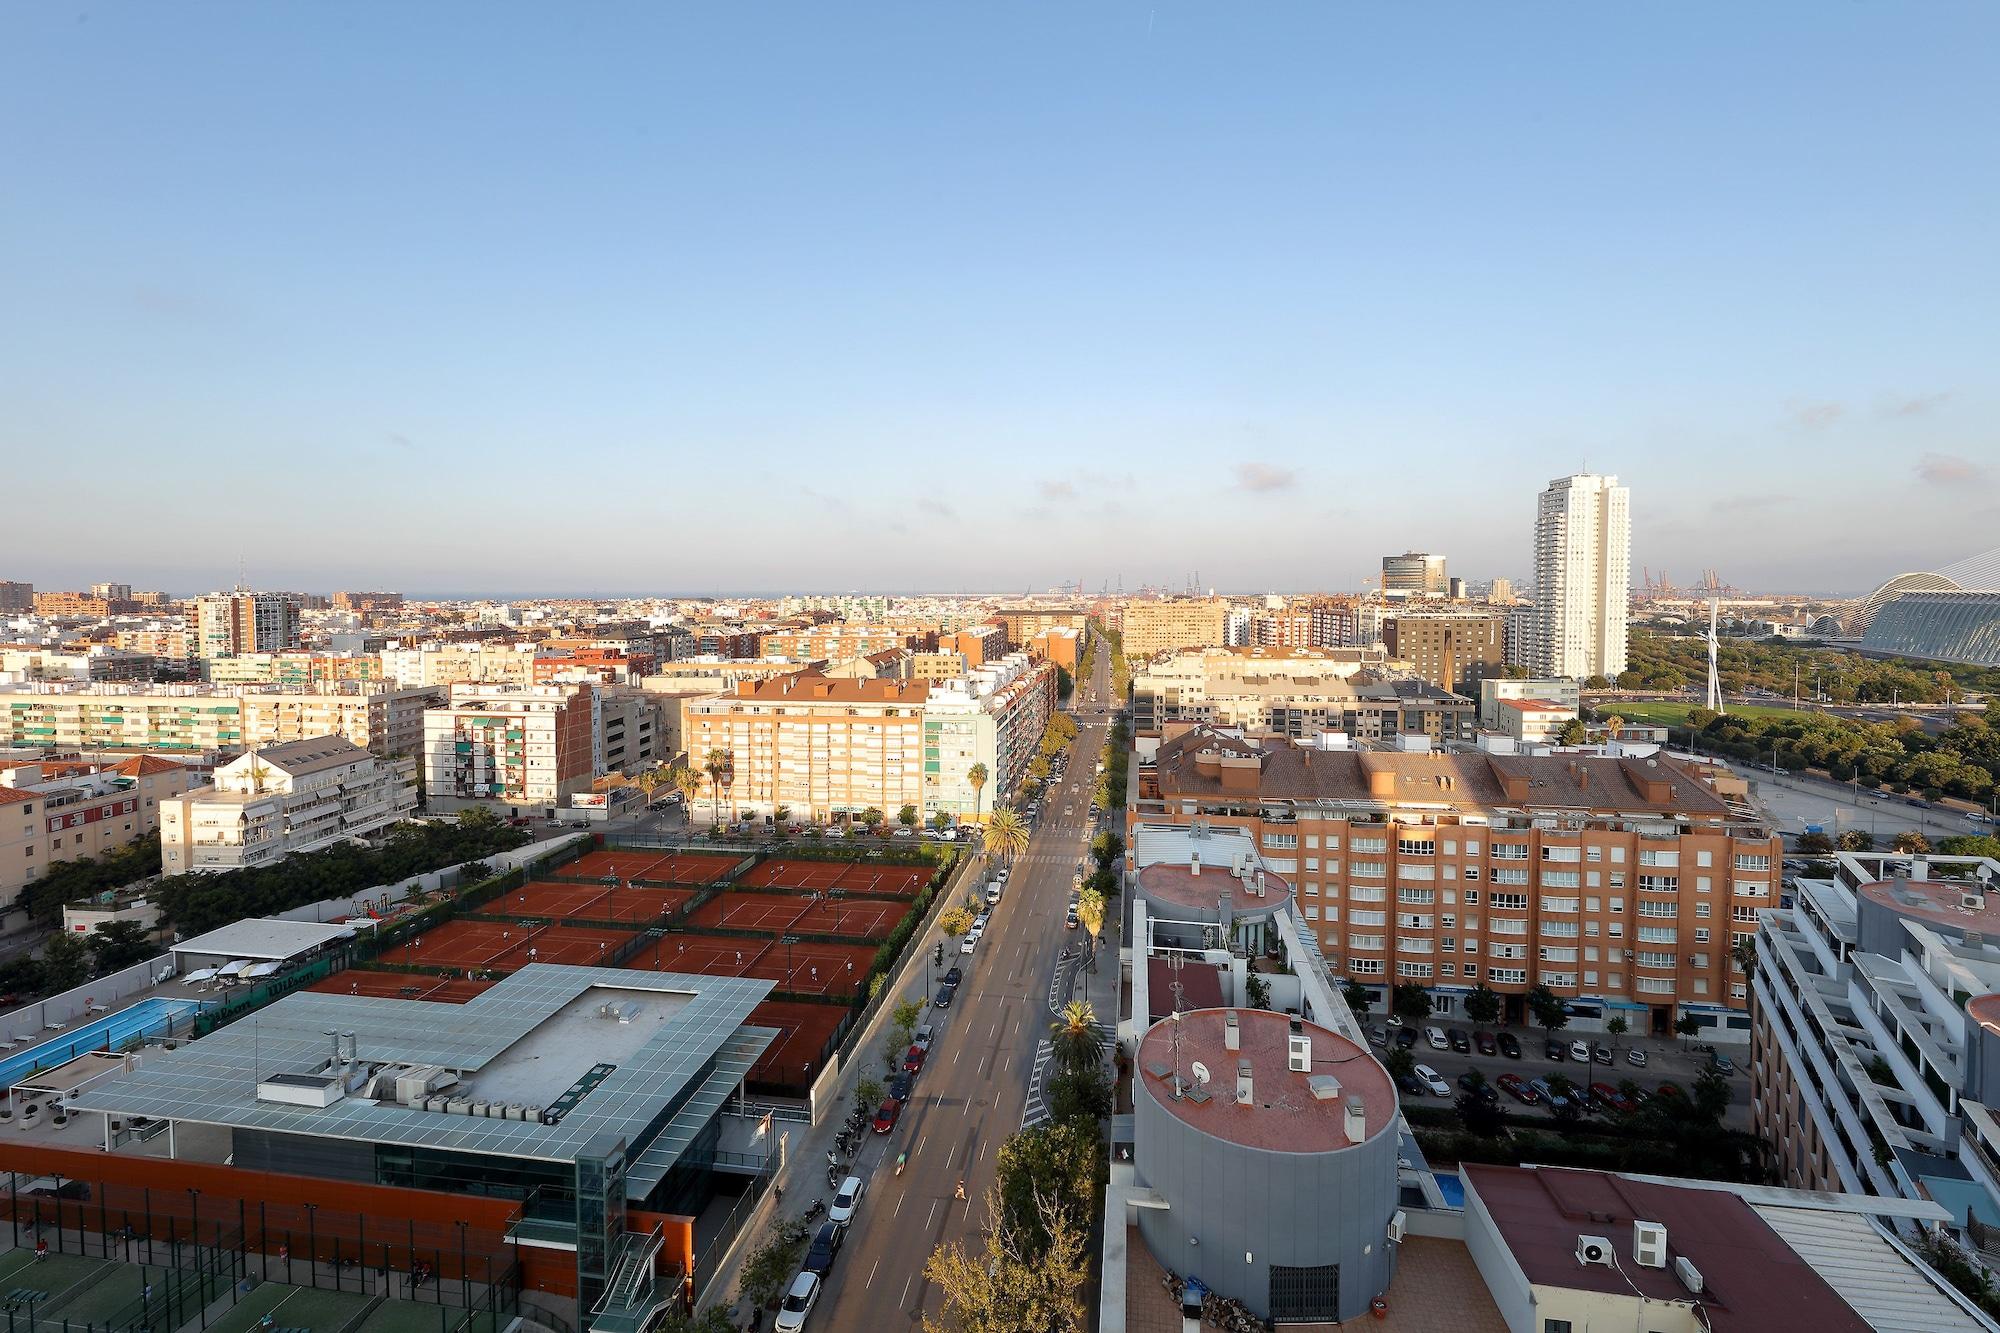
left=3, top=2, right=1995, bottom=597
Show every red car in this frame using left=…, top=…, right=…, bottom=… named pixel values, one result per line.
left=903, top=1044, right=927, bottom=1075
left=1494, top=1073, right=1540, bottom=1106
left=871, top=1098, right=901, bottom=1133
left=1590, top=1082, right=1636, bottom=1113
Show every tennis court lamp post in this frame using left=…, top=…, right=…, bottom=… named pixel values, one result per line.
left=782, top=935, right=799, bottom=982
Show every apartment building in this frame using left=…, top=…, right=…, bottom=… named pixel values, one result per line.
left=0, top=582, right=32, bottom=614
left=1131, top=725, right=1780, bottom=1037
left=0, top=755, right=190, bottom=905
left=193, top=592, right=303, bottom=658
left=1026, top=626, right=1081, bottom=670
left=533, top=646, right=655, bottom=685
left=381, top=641, right=538, bottom=689
left=422, top=683, right=600, bottom=810
left=1384, top=611, right=1504, bottom=693
left=1129, top=647, right=1466, bottom=742
left=1494, top=697, right=1578, bottom=745
left=1752, top=852, right=2000, bottom=1230
left=944, top=624, right=1007, bottom=668
left=1478, top=677, right=1582, bottom=728
left=159, top=736, right=416, bottom=874
left=910, top=652, right=969, bottom=683
left=1532, top=472, right=1631, bottom=679
left=0, top=685, right=437, bottom=759
left=683, top=671, right=927, bottom=822
left=115, top=629, right=194, bottom=660
left=204, top=652, right=386, bottom=688
left=33, top=591, right=143, bottom=617
left=596, top=687, right=663, bottom=776
left=1250, top=608, right=1315, bottom=647
left=0, top=646, right=156, bottom=683
left=1122, top=597, right=1229, bottom=662
left=1382, top=551, right=1449, bottom=595
left=332, top=591, right=404, bottom=613
left=923, top=655, right=1057, bottom=820
left=991, top=606, right=1089, bottom=644
left=756, top=626, right=928, bottom=661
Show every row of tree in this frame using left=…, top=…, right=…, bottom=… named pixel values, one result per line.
left=0, top=921, right=157, bottom=1001
left=1656, top=704, right=2000, bottom=804
left=1622, top=629, right=2000, bottom=702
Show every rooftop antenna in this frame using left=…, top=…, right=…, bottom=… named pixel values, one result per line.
left=1705, top=598, right=1724, bottom=715
left=1167, top=954, right=1190, bottom=1099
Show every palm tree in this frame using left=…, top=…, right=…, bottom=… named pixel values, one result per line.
left=1050, top=999, right=1102, bottom=1075
left=663, top=762, right=701, bottom=814
left=966, top=762, right=988, bottom=825
left=1731, top=934, right=1759, bottom=979
left=1074, top=888, right=1106, bottom=971
left=703, top=749, right=730, bottom=827
left=983, top=807, right=1029, bottom=861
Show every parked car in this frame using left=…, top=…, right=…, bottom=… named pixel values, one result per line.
left=1593, top=1044, right=1613, bottom=1066
left=1495, top=1073, right=1539, bottom=1105
left=913, top=1023, right=935, bottom=1052
left=934, top=981, right=958, bottom=1009
left=1569, top=1040, right=1592, bottom=1064
left=1457, top=1072, right=1499, bottom=1104
left=1395, top=1027, right=1419, bottom=1049
left=1528, top=1077, right=1572, bottom=1111
left=972, top=913, right=990, bottom=932
left=871, top=1099, right=902, bottom=1133
left=903, top=1045, right=927, bottom=1075
left=1711, top=1055, right=1736, bottom=1076
left=1424, top=1026, right=1449, bottom=1051
left=890, top=827, right=915, bottom=839
left=829, top=1175, right=865, bottom=1224
left=775, top=1271, right=820, bottom=1333
left=1545, top=1039, right=1567, bottom=1061
left=1497, top=1032, right=1522, bottom=1060
left=1625, top=1048, right=1648, bottom=1068
left=1590, top=1082, right=1636, bottom=1113
left=1064, top=906, right=1079, bottom=930
left=1474, top=1030, right=1498, bottom=1056
left=1395, top=1073, right=1423, bottom=1096
left=887, top=1073, right=912, bottom=1102
left=803, top=1220, right=844, bottom=1277
left=1655, top=1081, right=1686, bottom=1103
left=1368, top=1027, right=1389, bottom=1048
left=961, top=933, right=978, bottom=954
left=1414, top=1064, right=1452, bottom=1097
left=986, top=883, right=1003, bottom=904
left=1448, top=1029, right=1472, bottom=1054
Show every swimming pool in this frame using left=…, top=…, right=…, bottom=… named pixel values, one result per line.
left=1434, top=1170, right=1466, bottom=1208
left=0, top=997, right=207, bottom=1090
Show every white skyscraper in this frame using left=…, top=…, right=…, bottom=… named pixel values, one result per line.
left=1530, top=473, right=1630, bottom=679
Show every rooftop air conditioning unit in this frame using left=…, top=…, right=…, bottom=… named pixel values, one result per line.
left=1575, top=1235, right=1614, bottom=1268
left=1386, top=1211, right=1406, bottom=1244
left=1633, top=1220, right=1667, bottom=1268
left=1674, top=1255, right=1704, bottom=1293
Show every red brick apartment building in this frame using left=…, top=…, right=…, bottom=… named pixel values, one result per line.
left=1131, top=725, right=1780, bottom=1037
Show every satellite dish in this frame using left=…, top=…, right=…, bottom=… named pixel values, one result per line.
left=1190, top=1061, right=1211, bottom=1086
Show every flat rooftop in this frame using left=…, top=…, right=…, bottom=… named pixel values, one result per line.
left=73, top=964, right=774, bottom=1170
left=1860, top=877, right=2000, bottom=932
left=1136, top=862, right=1292, bottom=916
left=1136, top=1008, right=1393, bottom=1153
left=172, top=918, right=364, bottom=963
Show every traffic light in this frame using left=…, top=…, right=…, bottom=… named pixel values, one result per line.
left=934, top=941, right=945, bottom=968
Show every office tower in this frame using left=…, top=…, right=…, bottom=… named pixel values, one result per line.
left=1381, top=552, right=1448, bottom=595
left=1531, top=473, right=1630, bottom=679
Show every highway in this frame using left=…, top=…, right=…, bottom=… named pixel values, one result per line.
left=808, top=641, right=1116, bottom=1330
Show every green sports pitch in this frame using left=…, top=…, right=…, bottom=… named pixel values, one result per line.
left=207, top=1282, right=373, bottom=1333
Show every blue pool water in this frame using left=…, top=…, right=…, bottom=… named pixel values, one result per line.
left=0, top=997, right=207, bottom=1089
left=1434, top=1171, right=1466, bottom=1208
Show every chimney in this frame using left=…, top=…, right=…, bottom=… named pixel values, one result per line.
left=1223, top=1010, right=1240, bottom=1051
left=1253, top=867, right=1265, bottom=897
left=1190, top=849, right=1201, bottom=877
left=1236, top=1059, right=1254, bottom=1106
left=1345, top=1094, right=1368, bottom=1144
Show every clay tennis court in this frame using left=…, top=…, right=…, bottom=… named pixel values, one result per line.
left=745, top=939, right=876, bottom=999
left=555, top=848, right=669, bottom=882
left=473, top=878, right=696, bottom=924
left=746, top=999, right=849, bottom=1088
left=310, top=970, right=497, bottom=1003
left=719, top=892, right=906, bottom=941
left=376, top=918, right=640, bottom=972
left=637, top=934, right=771, bottom=977
left=741, top=857, right=934, bottom=898
left=627, top=851, right=737, bottom=885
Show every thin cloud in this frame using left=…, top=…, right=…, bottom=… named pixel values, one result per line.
left=1915, top=452, right=1986, bottom=486
left=1037, top=479, right=1077, bottom=501
left=1234, top=462, right=1296, bottom=493
left=1884, top=391, right=1950, bottom=418
left=1790, top=401, right=1844, bottom=429
left=385, top=432, right=416, bottom=452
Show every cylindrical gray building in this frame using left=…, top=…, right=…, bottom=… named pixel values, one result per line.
left=1133, top=1007, right=1400, bottom=1324
left=1133, top=855, right=1293, bottom=956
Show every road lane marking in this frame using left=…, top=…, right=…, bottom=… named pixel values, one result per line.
left=925, top=1200, right=938, bottom=1229
left=901, top=1275, right=915, bottom=1307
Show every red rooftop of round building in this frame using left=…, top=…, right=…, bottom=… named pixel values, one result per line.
left=1969, top=993, right=2000, bottom=1038
left=1135, top=859, right=1293, bottom=916
left=1858, top=876, right=2000, bottom=933
left=1136, top=1007, right=1394, bottom=1153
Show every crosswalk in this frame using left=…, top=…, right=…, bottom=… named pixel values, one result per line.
left=1020, top=1021, right=1117, bottom=1129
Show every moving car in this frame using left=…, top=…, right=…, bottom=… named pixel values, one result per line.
left=871, top=1099, right=901, bottom=1133
left=1497, top=1032, right=1522, bottom=1060
left=803, top=1221, right=844, bottom=1277
left=1474, top=1031, right=1498, bottom=1056
left=1495, top=1073, right=1539, bottom=1105
left=775, top=1271, right=820, bottom=1333
left=829, top=1176, right=866, bottom=1224
left=1414, top=1064, right=1452, bottom=1097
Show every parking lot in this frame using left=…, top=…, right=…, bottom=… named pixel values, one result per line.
left=1375, top=1023, right=1752, bottom=1131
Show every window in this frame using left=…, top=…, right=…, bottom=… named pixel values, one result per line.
left=1541, top=845, right=1581, bottom=863
left=1440, top=963, right=1456, bottom=977
left=1304, top=857, right=1319, bottom=872
left=1465, top=839, right=1481, bottom=855
left=1463, top=866, right=1482, bottom=882
left=1396, top=961, right=1433, bottom=979
left=1639, top=849, right=1678, bottom=867
left=1262, top=832, right=1297, bottom=849
left=1490, top=893, right=1528, bottom=910
left=1398, top=888, right=1435, bottom=905
left=1493, top=868, right=1529, bottom=885
left=1442, top=840, right=1457, bottom=855
left=1735, top=853, right=1771, bottom=872
left=1462, top=963, right=1478, bottom=978
left=1695, top=902, right=1710, bottom=918
left=1545, top=1320, right=1575, bottom=1333
left=1441, top=914, right=1456, bottom=929
left=1397, top=838, right=1434, bottom=856
left=1542, top=870, right=1580, bottom=888
left=1695, top=928, right=1711, bottom=944
left=1610, top=846, right=1625, bottom=863
left=1351, top=910, right=1387, bottom=926
left=1463, top=889, right=1479, bottom=905
left=1349, top=958, right=1383, bottom=975
left=1586, top=846, right=1602, bottom=862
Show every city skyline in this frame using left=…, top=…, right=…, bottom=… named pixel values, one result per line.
left=6, top=3, right=1996, bottom=594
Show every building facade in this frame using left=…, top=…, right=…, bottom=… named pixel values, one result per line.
left=1122, top=598, right=1229, bottom=662
left=0, top=685, right=437, bottom=759
left=1478, top=678, right=1582, bottom=729
left=0, top=755, right=190, bottom=905
left=422, top=684, right=600, bottom=809
left=922, top=655, right=1057, bottom=820
left=1382, top=551, right=1449, bottom=595
left=1132, top=726, right=1780, bottom=1037
left=160, top=736, right=416, bottom=874
left=1384, top=612, right=1504, bottom=693
left=194, top=592, right=304, bottom=658
left=1531, top=473, right=1630, bottom=680
left=0, top=581, right=32, bottom=613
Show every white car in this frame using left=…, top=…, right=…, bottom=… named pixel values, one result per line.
left=1424, top=1026, right=1448, bottom=1051
left=829, top=1175, right=865, bottom=1225
left=1414, top=1064, right=1452, bottom=1097
left=972, top=913, right=990, bottom=932
left=774, top=1271, right=820, bottom=1332
left=986, top=884, right=1002, bottom=905
left=961, top=932, right=978, bottom=954
left=1569, top=1040, right=1591, bottom=1064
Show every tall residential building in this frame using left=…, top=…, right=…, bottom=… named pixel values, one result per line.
left=683, top=671, right=928, bottom=822
left=922, top=655, right=1057, bottom=820
left=1381, top=551, right=1448, bottom=595
left=1487, top=576, right=1516, bottom=603
left=1131, top=725, right=1779, bottom=1037
left=159, top=736, right=416, bottom=874
left=1531, top=473, right=1631, bottom=679
left=0, top=581, right=32, bottom=613
left=90, top=582, right=133, bottom=601
left=422, top=683, right=600, bottom=810
left=193, top=592, right=303, bottom=658
left=1121, top=597, right=1229, bottom=662
left=0, top=685, right=436, bottom=758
